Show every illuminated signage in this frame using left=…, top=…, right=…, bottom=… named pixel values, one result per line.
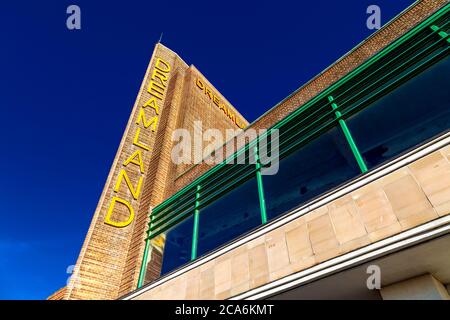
left=196, top=78, right=245, bottom=129
left=104, top=58, right=171, bottom=228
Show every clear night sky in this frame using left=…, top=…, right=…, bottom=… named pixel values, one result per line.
left=0, top=0, right=415, bottom=299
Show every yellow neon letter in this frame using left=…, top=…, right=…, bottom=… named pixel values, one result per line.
left=104, top=196, right=135, bottom=228
left=213, top=95, right=220, bottom=107
left=133, top=127, right=150, bottom=151
left=155, top=58, right=171, bottom=73
left=226, top=108, right=236, bottom=122
left=114, top=169, right=143, bottom=200
left=123, top=149, right=145, bottom=174
left=152, top=69, right=168, bottom=87
left=196, top=78, right=205, bottom=90
left=136, top=108, right=158, bottom=132
left=205, top=87, right=213, bottom=100
left=147, top=81, right=164, bottom=100
left=143, top=97, right=160, bottom=114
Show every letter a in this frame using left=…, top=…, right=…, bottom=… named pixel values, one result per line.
left=366, top=5, right=381, bottom=30
left=66, top=5, right=81, bottom=30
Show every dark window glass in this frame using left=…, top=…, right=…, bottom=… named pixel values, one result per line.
left=160, top=215, right=194, bottom=275
left=346, top=57, right=450, bottom=169
left=197, top=177, right=261, bottom=257
left=263, top=126, right=360, bottom=220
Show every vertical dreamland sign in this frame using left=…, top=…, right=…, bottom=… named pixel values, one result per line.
left=64, top=44, right=179, bottom=300
left=60, top=43, right=248, bottom=300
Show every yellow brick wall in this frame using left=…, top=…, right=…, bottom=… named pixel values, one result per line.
left=62, top=43, right=246, bottom=300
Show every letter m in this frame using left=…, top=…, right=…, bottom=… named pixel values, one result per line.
left=136, top=108, right=158, bottom=132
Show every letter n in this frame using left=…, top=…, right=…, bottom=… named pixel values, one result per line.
left=114, top=169, right=143, bottom=200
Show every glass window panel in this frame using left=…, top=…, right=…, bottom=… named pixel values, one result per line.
left=346, top=57, right=450, bottom=169
left=263, top=126, right=360, bottom=221
left=142, top=214, right=194, bottom=284
left=160, top=215, right=194, bottom=275
left=197, top=177, right=261, bottom=257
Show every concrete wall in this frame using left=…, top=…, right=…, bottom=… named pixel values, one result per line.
left=381, top=274, right=450, bottom=300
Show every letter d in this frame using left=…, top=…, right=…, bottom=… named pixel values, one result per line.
left=104, top=196, right=135, bottom=228
left=155, top=58, right=171, bottom=73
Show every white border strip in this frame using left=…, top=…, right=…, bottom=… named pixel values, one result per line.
left=122, top=132, right=450, bottom=300
left=232, top=215, right=450, bottom=300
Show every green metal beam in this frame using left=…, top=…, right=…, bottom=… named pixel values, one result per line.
left=254, top=146, right=268, bottom=224
left=191, top=185, right=201, bottom=260
left=431, top=24, right=450, bottom=43
left=137, top=233, right=151, bottom=288
left=328, top=96, right=368, bottom=173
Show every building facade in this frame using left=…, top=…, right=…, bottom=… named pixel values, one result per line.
left=51, top=0, right=450, bottom=300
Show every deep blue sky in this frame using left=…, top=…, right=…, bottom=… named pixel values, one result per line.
left=0, top=0, right=415, bottom=299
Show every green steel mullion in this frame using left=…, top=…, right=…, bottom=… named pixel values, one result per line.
left=150, top=207, right=193, bottom=233
left=328, top=96, right=368, bottom=173
left=137, top=235, right=150, bottom=288
left=431, top=25, right=450, bottom=43
left=138, top=206, right=156, bottom=288
left=152, top=185, right=196, bottom=214
left=150, top=197, right=196, bottom=227
left=271, top=105, right=339, bottom=155
left=153, top=188, right=196, bottom=214
left=191, top=185, right=201, bottom=260
left=150, top=205, right=194, bottom=233
left=254, top=146, right=268, bottom=224
left=151, top=198, right=196, bottom=225
left=148, top=208, right=193, bottom=238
